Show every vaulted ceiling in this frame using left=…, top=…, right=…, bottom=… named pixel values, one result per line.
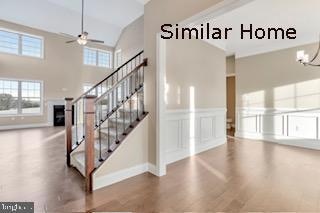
left=0, top=0, right=147, bottom=47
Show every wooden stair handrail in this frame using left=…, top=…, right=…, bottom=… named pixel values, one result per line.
left=73, top=50, right=144, bottom=104
left=95, top=58, right=148, bottom=104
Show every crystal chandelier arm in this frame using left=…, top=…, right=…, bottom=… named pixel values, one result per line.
left=306, top=63, right=320, bottom=67
left=309, top=35, right=320, bottom=63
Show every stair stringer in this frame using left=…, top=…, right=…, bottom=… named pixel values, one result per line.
left=92, top=114, right=152, bottom=190
left=70, top=142, right=86, bottom=176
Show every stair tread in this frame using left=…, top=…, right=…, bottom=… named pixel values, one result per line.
left=108, top=117, right=132, bottom=124
left=119, top=108, right=138, bottom=113
left=72, top=142, right=119, bottom=172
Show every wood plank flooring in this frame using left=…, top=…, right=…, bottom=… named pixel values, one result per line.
left=1, top=127, right=320, bottom=212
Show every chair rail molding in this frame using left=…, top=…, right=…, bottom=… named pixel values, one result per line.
left=164, top=108, right=227, bottom=164
left=235, top=107, right=320, bottom=150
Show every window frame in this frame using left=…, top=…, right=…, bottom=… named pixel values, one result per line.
left=0, top=27, right=44, bottom=59
left=115, top=49, right=122, bottom=69
left=0, top=78, right=44, bottom=117
left=83, top=46, right=112, bottom=69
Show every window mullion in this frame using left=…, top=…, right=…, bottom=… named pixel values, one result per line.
left=18, top=81, right=22, bottom=115
left=96, top=50, right=99, bottom=66
left=18, top=34, right=22, bottom=55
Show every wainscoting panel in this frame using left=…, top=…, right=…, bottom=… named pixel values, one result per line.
left=165, top=120, right=181, bottom=153
left=288, top=115, right=318, bottom=139
left=261, top=114, right=284, bottom=135
left=238, top=114, right=258, bottom=133
left=235, top=108, right=320, bottom=150
left=165, top=108, right=227, bottom=164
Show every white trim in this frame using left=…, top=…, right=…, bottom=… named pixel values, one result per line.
left=166, top=108, right=226, bottom=114
left=154, top=0, right=254, bottom=179
left=236, top=108, right=320, bottom=150
left=235, top=132, right=320, bottom=151
left=156, top=33, right=167, bottom=176
left=114, top=49, right=122, bottom=69
left=164, top=108, right=227, bottom=164
left=0, top=123, right=50, bottom=131
left=147, top=163, right=159, bottom=176
left=166, top=138, right=226, bottom=164
left=93, top=163, right=151, bottom=190
left=227, top=73, right=236, bottom=77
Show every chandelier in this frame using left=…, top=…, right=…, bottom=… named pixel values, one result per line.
left=296, top=39, right=320, bottom=66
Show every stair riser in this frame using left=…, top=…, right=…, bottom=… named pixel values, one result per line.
left=108, top=119, right=131, bottom=130
left=99, top=132, right=117, bottom=141
left=118, top=110, right=138, bottom=119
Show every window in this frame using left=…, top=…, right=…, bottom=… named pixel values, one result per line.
left=115, top=49, right=122, bottom=68
left=83, top=47, right=112, bottom=68
left=83, top=84, right=95, bottom=95
left=0, top=79, right=42, bottom=116
left=0, top=28, right=43, bottom=58
left=83, top=83, right=107, bottom=96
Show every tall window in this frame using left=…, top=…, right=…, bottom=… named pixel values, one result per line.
left=0, top=79, right=42, bottom=116
left=115, top=49, right=122, bottom=68
left=83, top=47, right=112, bottom=68
left=83, top=83, right=107, bottom=96
left=0, top=28, right=43, bottom=58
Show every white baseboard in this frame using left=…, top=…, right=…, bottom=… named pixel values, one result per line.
left=166, top=138, right=226, bottom=164
left=0, top=123, right=51, bottom=131
left=147, top=163, right=160, bottom=176
left=93, top=163, right=157, bottom=190
left=235, top=132, right=320, bottom=150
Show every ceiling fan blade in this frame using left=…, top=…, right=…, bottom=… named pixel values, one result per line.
left=66, top=40, right=77, bottom=43
left=88, top=39, right=104, bottom=44
left=60, top=33, right=76, bottom=38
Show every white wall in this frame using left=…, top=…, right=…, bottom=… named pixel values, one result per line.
left=93, top=115, right=151, bottom=190
left=0, top=20, right=114, bottom=128
left=115, top=16, right=144, bottom=64
left=164, top=38, right=227, bottom=163
left=235, top=42, right=320, bottom=150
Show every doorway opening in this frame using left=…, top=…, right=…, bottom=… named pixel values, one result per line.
left=226, top=55, right=236, bottom=136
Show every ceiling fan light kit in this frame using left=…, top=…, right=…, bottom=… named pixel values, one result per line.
left=77, top=33, right=88, bottom=45
left=60, top=0, right=104, bottom=46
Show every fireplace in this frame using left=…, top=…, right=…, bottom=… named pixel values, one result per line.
left=53, top=105, right=74, bottom=126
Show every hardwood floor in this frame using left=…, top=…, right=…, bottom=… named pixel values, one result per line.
left=1, top=127, right=320, bottom=212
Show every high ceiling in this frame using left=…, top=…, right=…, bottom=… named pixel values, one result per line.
left=198, top=0, right=320, bottom=58
left=0, top=0, right=146, bottom=47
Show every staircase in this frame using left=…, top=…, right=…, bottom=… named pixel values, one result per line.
left=64, top=51, right=148, bottom=191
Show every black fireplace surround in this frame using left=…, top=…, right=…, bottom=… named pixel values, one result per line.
left=53, top=105, right=74, bottom=126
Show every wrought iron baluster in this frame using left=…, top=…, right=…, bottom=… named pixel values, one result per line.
left=136, top=71, right=140, bottom=121
left=122, top=82, right=126, bottom=135
left=115, top=86, right=119, bottom=144
left=108, top=119, right=112, bottom=153
left=99, top=102, right=103, bottom=162
left=75, top=102, right=78, bottom=145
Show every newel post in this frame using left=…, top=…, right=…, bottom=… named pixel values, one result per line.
left=65, top=97, right=73, bottom=167
left=84, top=95, right=96, bottom=192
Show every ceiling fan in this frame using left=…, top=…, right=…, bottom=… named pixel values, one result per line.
left=60, top=0, right=104, bottom=45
